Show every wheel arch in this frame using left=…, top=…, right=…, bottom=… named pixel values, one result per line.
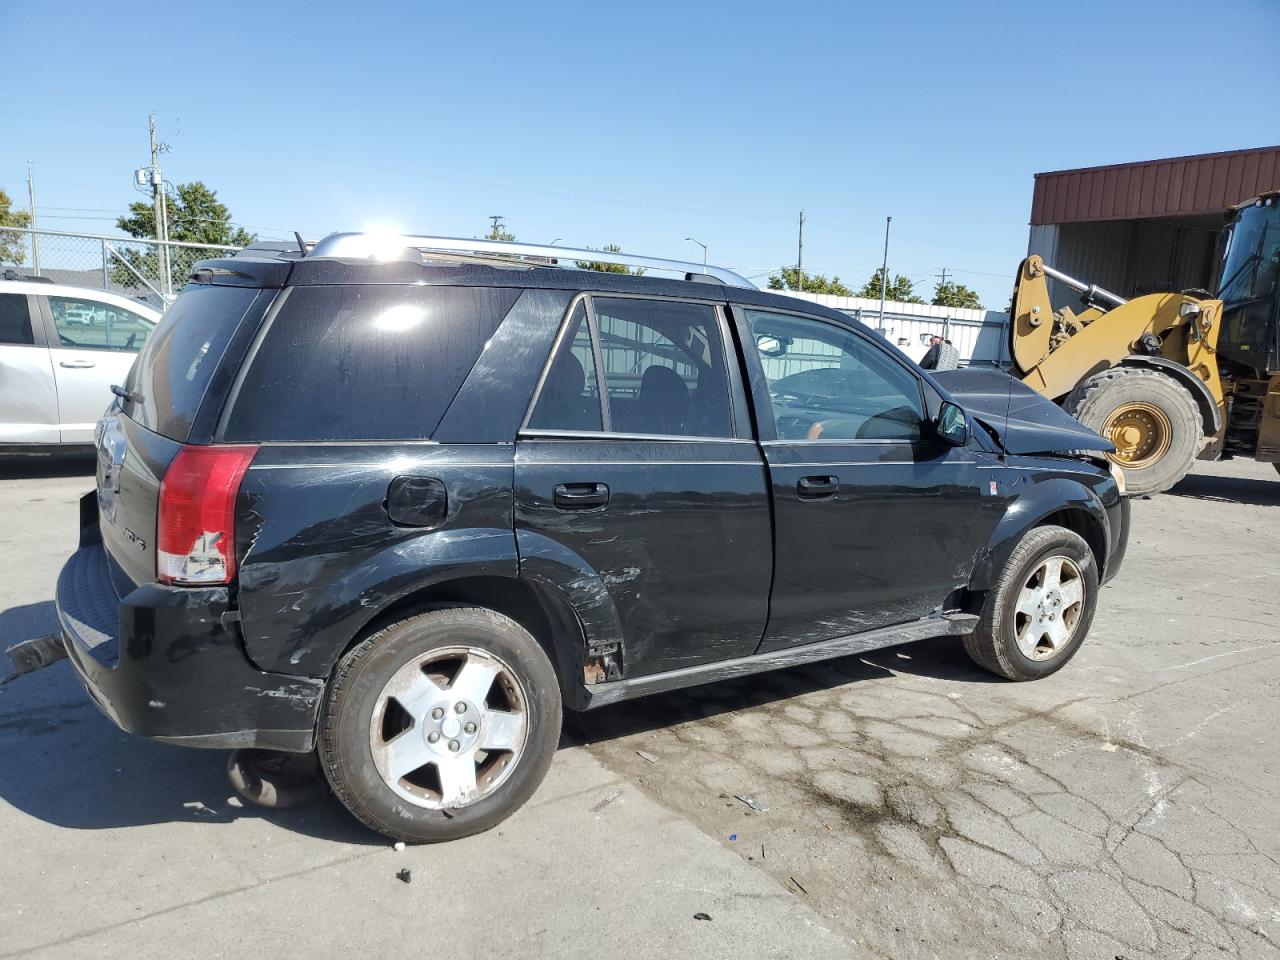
left=968, top=478, right=1111, bottom=595
left=339, top=573, right=593, bottom=709
left=1036, top=507, right=1107, bottom=576
left=1118, top=355, right=1220, bottom=436
left=313, top=529, right=626, bottom=712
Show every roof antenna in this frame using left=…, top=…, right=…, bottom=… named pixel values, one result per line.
left=294, top=232, right=310, bottom=256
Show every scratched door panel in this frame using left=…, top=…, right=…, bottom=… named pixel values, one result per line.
left=760, top=439, right=991, bottom=652
left=515, top=437, right=772, bottom=677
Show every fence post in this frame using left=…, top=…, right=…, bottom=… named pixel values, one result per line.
left=101, top=239, right=110, bottom=291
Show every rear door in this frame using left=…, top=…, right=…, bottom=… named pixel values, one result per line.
left=0, top=291, right=58, bottom=444
left=43, top=294, right=157, bottom=442
left=515, top=295, right=772, bottom=677
left=735, top=306, right=989, bottom=652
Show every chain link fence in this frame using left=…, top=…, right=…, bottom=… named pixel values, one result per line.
left=0, top=226, right=241, bottom=309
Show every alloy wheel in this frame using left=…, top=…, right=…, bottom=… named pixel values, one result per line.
left=368, top=646, right=529, bottom=810
left=1013, top=555, right=1086, bottom=661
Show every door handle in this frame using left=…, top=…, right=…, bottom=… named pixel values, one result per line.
left=797, top=475, right=839, bottom=500
left=553, top=482, right=610, bottom=510
left=59, top=360, right=96, bottom=369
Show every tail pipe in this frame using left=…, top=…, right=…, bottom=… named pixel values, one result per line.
left=1039, top=263, right=1128, bottom=308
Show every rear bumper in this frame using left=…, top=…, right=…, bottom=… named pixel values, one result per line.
left=56, top=521, right=323, bottom=752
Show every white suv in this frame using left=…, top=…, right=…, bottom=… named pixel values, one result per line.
left=0, top=278, right=161, bottom=447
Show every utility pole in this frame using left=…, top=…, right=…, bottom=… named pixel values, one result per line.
left=26, top=161, right=39, bottom=276
left=931, top=267, right=952, bottom=304
left=878, top=216, right=892, bottom=327
left=148, top=114, right=172, bottom=299
left=488, top=215, right=505, bottom=240
left=796, top=210, right=804, bottom=292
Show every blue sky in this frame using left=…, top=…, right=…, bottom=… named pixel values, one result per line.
left=2, top=0, right=1277, bottom=307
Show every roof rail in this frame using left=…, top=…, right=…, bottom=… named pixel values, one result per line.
left=305, top=233, right=756, bottom=289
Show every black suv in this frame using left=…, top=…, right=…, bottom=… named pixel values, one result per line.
left=56, top=235, right=1128, bottom=842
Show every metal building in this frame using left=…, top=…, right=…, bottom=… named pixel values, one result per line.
left=1027, top=145, right=1280, bottom=303
left=775, top=291, right=1009, bottom=365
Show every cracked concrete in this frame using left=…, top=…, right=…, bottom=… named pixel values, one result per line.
left=578, top=459, right=1280, bottom=959
left=2, top=457, right=1278, bottom=959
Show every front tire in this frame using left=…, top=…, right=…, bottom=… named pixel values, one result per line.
left=319, top=607, right=562, bottom=843
left=963, top=525, right=1100, bottom=681
left=1064, top=367, right=1201, bottom=496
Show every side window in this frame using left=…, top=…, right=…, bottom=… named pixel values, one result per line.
left=48, top=296, right=155, bottom=352
left=745, top=309, right=925, bottom=441
left=527, top=301, right=603, bottom=432
left=223, top=284, right=522, bottom=443
left=0, top=293, right=35, bottom=345
left=592, top=297, right=733, bottom=438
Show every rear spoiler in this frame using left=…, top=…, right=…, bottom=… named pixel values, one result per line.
left=188, top=257, right=292, bottom=288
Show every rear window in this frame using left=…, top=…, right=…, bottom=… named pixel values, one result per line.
left=222, top=285, right=522, bottom=442
left=124, top=285, right=262, bottom=441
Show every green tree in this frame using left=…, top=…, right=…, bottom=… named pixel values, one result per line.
left=0, top=189, right=33, bottom=266
left=115, top=181, right=255, bottom=292
left=485, top=219, right=515, bottom=241
left=117, top=181, right=254, bottom=247
left=575, top=243, right=645, bottom=275
left=856, top=267, right=924, bottom=304
left=767, top=266, right=853, bottom=296
left=931, top=279, right=983, bottom=309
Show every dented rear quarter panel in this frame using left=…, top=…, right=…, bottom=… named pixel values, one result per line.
left=234, top=443, right=518, bottom=676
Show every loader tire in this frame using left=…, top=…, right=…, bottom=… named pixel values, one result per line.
left=1064, top=367, right=1201, bottom=497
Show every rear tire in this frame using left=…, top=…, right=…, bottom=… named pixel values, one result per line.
left=963, top=525, right=1099, bottom=681
left=319, top=607, right=562, bottom=843
left=1064, top=367, right=1201, bottom=496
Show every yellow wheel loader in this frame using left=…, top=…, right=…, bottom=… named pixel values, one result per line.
left=1007, top=193, right=1280, bottom=496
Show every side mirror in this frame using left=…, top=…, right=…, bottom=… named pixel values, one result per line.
left=756, top=334, right=786, bottom=358
left=936, top=400, right=969, bottom=446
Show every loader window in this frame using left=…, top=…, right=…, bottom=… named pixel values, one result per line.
left=1219, top=202, right=1280, bottom=305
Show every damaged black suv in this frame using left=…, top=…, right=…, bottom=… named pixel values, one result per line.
left=55, top=234, right=1129, bottom=842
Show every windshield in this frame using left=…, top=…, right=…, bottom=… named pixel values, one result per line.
left=1218, top=199, right=1280, bottom=305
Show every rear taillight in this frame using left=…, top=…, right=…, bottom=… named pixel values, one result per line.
left=157, top=444, right=259, bottom=586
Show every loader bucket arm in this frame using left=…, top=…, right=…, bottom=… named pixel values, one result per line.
left=1009, top=256, right=1055, bottom=374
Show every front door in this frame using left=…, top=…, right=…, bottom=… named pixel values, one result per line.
left=43, top=294, right=155, bottom=442
left=515, top=295, right=772, bottom=677
left=736, top=307, right=989, bottom=653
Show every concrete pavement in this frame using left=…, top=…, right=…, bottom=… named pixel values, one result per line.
left=2, top=455, right=1278, bottom=959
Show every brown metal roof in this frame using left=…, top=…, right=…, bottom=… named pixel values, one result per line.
left=1030, top=146, right=1280, bottom=225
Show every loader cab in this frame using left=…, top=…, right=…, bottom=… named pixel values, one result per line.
left=1216, top=194, right=1280, bottom=377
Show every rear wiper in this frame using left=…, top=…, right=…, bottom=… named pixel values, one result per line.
left=110, top=384, right=144, bottom=404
